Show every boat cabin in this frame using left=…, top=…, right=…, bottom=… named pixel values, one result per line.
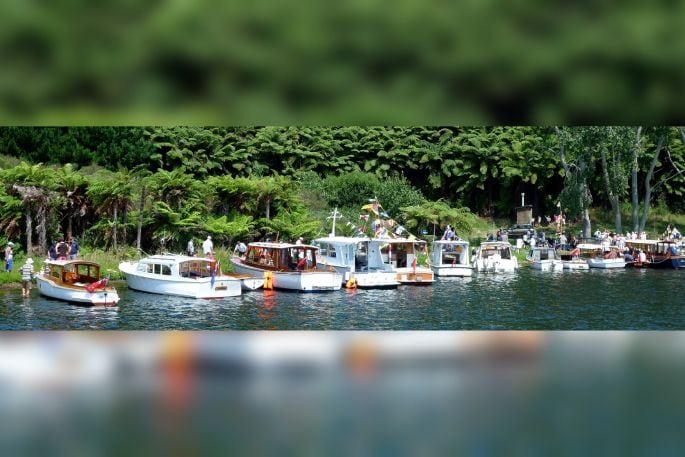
left=430, top=240, right=469, bottom=266
left=313, top=237, right=367, bottom=271
left=367, top=239, right=425, bottom=271
left=45, top=260, right=103, bottom=286
left=243, top=242, right=320, bottom=272
left=134, top=255, right=219, bottom=279
left=478, top=242, right=513, bottom=260
left=529, top=247, right=557, bottom=262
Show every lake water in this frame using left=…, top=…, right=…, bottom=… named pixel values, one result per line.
left=0, top=268, right=683, bottom=330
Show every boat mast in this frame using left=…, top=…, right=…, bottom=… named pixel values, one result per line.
left=328, top=207, right=343, bottom=236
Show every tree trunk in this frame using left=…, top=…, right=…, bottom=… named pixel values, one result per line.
left=600, top=149, right=622, bottom=233
left=122, top=207, right=128, bottom=246
left=113, top=205, right=118, bottom=251
left=631, top=127, right=641, bottom=231
left=265, top=196, right=271, bottom=220
left=37, top=203, right=47, bottom=256
left=582, top=207, right=591, bottom=239
left=137, top=186, right=146, bottom=251
left=638, top=134, right=665, bottom=233
left=25, top=206, right=32, bottom=255
left=67, top=216, right=73, bottom=240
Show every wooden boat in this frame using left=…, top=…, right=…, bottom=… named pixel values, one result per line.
left=625, top=239, right=685, bottom=269
left=429, top=240, right=473, bottom=277
left=577, top=244, right=626, bottom=269
left=36, top=259, right=120, bottom=306
left=557, top=247, right=590, bottom=270
left=365, top=238, right=435, bottom=285
left=528, top=246, right=563, bottom=271
left=472, top=241, right=518, bottom=273
left=312, top=236, right=400, bottom=288
left=230, top=242, right=342, bottom=291
left=118, top=254, right=242, bottom=298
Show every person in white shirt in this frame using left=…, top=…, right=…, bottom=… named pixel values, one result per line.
left=202, top=236, right=214, bottom=257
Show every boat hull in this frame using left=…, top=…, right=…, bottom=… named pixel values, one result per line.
left=562, top=260, right=590, bottom=270
left=587, top=258, right=626, bottom=269
left=231, top=260, right=342, bottom=291
left=473, top=259, right=518, bottom=273
left=36, top=274, right=120, bottom=306
left=395, top=268, right=435, bottom=285
left=530, top=260, right=563, bottom=271
left=431, top=265, right=473, bottom=277
left=648, top=256, right=685, bottom=269
left=119, top=261, right=241, bottom=298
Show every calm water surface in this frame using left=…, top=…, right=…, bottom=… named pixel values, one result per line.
left=0, top=268, right=683, bottom=330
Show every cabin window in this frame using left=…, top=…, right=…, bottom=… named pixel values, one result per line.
left=329, top=246, right=336, bottom=258
left=154, top=264, right=161, bottom=275
left=51, top=268, right=60, bottom=279
left=137, top=263, right=147, bottom=273
left=162, top=265, right=172, bottom=275
left=318, top=243, right=327, bottom=256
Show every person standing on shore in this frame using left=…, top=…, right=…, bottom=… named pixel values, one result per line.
left=202, top=235, right=213, bottom=258
left=187, top=239, right=195, bottom=257
left=69, top=238, right=80, bottom=260
left=5, top=242, right=13, bottom=272
left=20, top=258, right=34, bottom=298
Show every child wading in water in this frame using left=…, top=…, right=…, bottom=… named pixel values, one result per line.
left=21, top=258, right=34, bottom=298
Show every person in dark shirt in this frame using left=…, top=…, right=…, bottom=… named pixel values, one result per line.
left=48, top=242, right=57, bottom=260
left=56, top=238, right=69, bottom=260
left=69, top=238, right=79, bottom=259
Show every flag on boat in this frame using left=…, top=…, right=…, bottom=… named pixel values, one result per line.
left=395, top=225, right=406, bottom=236
left=380, top=210, right=389, bottom=218
left=359, top=214, right=369, bottom=221
left=361, top=202, right=379, bottom=215
left=86, top=276, right=109, bottom=293
left=211, top=260, right=220, bottom=288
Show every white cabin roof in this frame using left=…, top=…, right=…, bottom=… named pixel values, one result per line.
left=248, top=242, right=318, bottom=250
left=139, top=254, right=214, bottom=264
left=313, top=236, right=369, bottom=245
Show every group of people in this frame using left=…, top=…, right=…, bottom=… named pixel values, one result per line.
left=186, top=236, right=217, bottom=258
left=47, top=238, right=79, bottom=260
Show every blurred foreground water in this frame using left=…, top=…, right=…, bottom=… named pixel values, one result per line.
left=1, top=331, right=684, bottom=456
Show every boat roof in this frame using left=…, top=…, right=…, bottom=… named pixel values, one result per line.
left=368, top=237, right=426, bottom=244
left=433, top=240, right=468, bottom=246
left=576, top=243, right=603, bottom=250
left=139, top=253, right=216, bottom=263
left=248, top=242, right=318, bottom=249
left=480, top=241, right=512, bottom=248
left=44, top=259, right=101, bottom=267
left=313, top=236, right=369, bottom=245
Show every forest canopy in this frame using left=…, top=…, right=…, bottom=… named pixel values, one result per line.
left=1, top=126, right=683, bottom=255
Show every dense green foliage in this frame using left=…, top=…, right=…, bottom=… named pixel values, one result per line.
left=0, top=126, right=683, bottom=256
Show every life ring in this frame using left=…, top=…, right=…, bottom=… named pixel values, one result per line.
left=346, top=277, right=357, bottom=289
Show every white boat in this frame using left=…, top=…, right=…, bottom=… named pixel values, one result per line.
left=312, top=236, right=400, bottom=288
left=429, top=240, right=473, bottom=277
left=528, top=246, right=563, bottom=271
left=558, top=248, right=590, bottom=270
left=577, top=244, right=626, bottom=269
left=36, top=260, right=120, bottom=306
left=230, top=242, right=342, bottom=292
left=225, top=273, right=264, bottom=291
left=118, top=254, right=242, bottom=298
left=366, top=238, right=435, bottom=285
left=472, top=241, right=518, bottom=273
